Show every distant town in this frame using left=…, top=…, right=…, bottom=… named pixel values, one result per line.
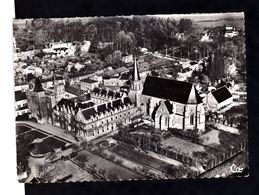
left=14, top=13, right=248, bottom=183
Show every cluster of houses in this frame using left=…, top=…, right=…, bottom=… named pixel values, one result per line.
left=15, top=47, right=235, bottom=141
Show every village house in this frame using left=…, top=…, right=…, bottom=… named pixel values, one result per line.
left=64, top=85, right=87, bottom=99
left=15, top=90, right=29, bottom=116
left=205, top=86, right=233, bottom=111
left=80, top=78, right=99, bottom=91
left=122, top=54, right=133, bottom=64
left=25, top=65, right=43, bottom=77
left=103, top=67, right=130, bottom=87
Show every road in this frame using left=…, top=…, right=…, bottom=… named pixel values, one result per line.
left=16, top=121, right=77, bottom=143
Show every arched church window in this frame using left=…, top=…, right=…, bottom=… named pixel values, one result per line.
left=190, top=114, right=194, bottom=125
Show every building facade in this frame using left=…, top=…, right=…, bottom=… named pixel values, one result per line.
left=15, top=91, right=29, bottom=116
left=80, top=78, right=99, bottom=91
left=75, top=97, right=136, bottom=141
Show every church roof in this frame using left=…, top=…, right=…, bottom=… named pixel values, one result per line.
left=211, top=86, right=232, bottom=103
left=142, top=76, right=202, bottom=104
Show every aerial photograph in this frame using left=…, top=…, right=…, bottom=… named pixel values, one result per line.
left=13, top=12, right=248, bottom=183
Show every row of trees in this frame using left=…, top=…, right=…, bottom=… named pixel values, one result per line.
left=14, top=17, right=194, bottom=53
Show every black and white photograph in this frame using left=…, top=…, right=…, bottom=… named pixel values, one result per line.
left=13, top=12, right=248, bottom=183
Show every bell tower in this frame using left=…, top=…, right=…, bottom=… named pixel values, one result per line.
left=129, top=57, right=143, bottom=106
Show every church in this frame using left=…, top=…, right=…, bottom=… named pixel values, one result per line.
left=129, top=58, right=205, bottom=133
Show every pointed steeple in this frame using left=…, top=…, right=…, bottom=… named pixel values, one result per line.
left=132, top=56, right=140, bottom=81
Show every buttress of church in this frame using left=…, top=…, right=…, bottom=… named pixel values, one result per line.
left=128, top=57, right=143, bottom=107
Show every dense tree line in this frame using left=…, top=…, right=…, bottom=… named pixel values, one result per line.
left=13, top=17, right=193, bottom=53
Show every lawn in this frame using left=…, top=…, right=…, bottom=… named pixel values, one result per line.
left=161, top=136, right=205, bottom=157
left=17, top=130, right=47, bottom=144
left=111, top=144, right=172, bottom=171
left=75, top=150, right=143, bottom=180
left=31, top=137, right=66, bottom=155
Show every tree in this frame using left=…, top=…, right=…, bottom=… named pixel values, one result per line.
left=206, top=50, right=225, bottom=82
left=108, top=173, right=119, bottom=181
left=105, top=50, right=123, bottom=67
left=178, top=19, right=193, bottom=33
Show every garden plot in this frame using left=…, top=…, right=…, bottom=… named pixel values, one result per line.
left=161, top=136, right=205, bottom=157
left=75, top=150, right=143, bottom=180
left=31, top=137, right=67, bottom=155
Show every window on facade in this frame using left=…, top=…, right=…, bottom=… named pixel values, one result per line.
left=190, top=114, right=194, bottom=125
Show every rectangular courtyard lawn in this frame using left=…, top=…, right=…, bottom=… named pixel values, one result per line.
left=17, top=130, right=47, bottom=144
left=31, top=137, right=67, bottom=155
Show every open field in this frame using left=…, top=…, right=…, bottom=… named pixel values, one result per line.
left=194, top=19, right=245, bottom=29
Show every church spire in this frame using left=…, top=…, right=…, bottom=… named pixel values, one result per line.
left=132, top=56, right=140, bottom=81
